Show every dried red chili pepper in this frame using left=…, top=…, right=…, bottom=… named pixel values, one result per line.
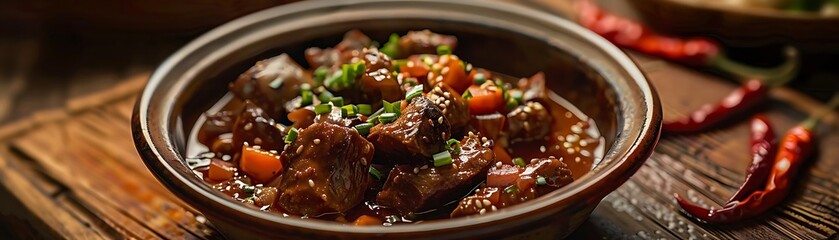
left=575, top=0, right=799, bottom=86
left=675, top=93, right=839, bottom=224
left=662, top=80, right=769, bottom=133
left=728, top=115, right=775, bottom=202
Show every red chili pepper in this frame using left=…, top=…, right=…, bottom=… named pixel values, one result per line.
left=675, top=93, right=839, bottom=224
left=575, top=0, right=798, bottom=86
left=728, top=115, right=775, bottom=202
left=663, top=80, right=769, bottom=133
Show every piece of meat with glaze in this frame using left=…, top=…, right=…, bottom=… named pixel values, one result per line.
left=229, top=54, right=314, bottom=119
left=398, top=30, right=458, bottom=58
left=367, top=96, right=451, bottom=165
left=506, top=101, right=552, bottom=143
left=355, top=49, right=404, bottom=107
left=197, top=110, right=235, bottom=147
left=450, top=156, right=573, bottom=217
left=232, top=101, right=288, bottom=153
left=277, top=122, right=374, bottom=216
left=304, top=30, right=372, bottom=70
left=427, top=83, right=470, bottom=131
left=376, top=132, right=494, bottom=213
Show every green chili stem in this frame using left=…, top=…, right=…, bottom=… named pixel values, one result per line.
left=708, top=46, right=799, bottom=87
left=801, top=92, right=839, bottom=131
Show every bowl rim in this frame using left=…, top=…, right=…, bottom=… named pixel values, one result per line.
left=655, top=0, right=839, bottom=20
left=133, top=0, right=661, bottom=235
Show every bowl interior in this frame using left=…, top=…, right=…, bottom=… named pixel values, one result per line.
left=136, top=0, right=657, bottom=236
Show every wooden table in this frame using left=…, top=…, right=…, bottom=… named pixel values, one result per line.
left=1, top=0, right=837, bottom=239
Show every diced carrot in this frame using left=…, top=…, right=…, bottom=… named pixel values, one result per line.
left=442, top=59, right=469, bottom=93
left=467, top=85, right=504, bottom=115
left=240, top=146, right=283, bottom=183
left=208, top=158, right=235, bottom=181
left=352, top=215, right=383, bottom=226
left=487, top=164, right=521, bottom=187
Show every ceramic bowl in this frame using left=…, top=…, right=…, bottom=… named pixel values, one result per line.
left=132, top=0, right=661, bottom=239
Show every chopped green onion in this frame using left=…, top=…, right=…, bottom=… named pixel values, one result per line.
left=284, top=128, right=299, bottom=143
left=473, top=73, right=486, bottom=85
left=509, top=89, right=524, bottom=103
left=354, top=62, right=366, bottom=75
left=505, top=97, right=518, bottom=110
left=405, top=85, right=423, bottom=101
left=324, top=69, right=344, bottom=90
left=367, top=115, right=380, bottom=124
left=300, top=83, right=312, bottom=92
left=504, top=185, right=518, bottom=194
left=318, top=90, right=334, bottom=103
left=379, top=112, right=397, bottom=124
left=314, top=104, right=331, bottom=115
left=536, top=177, right=547, bottom=186
left=330, top=97, right=344, bottom=107
left=382, top=100, right=401, bottom=116
left=357, top=104, right=373, bottom=115
left=445, top=139, right=461, bottom=155
left=354, top=123, right=373, bottom=136
left=512, top=157, right=526, bottom=167
left=380, top=33, right=401, bottom=58
left=462, top=90, right=473, bottom=100
left=392, top=59, right=408, bottom=72
left=243, top=185, right=255, bottom=194
left=342, top=104, right=357, bottom=116
left=433, top=151, right=453, bottom=167
left=300, top=90, right=314, bottom=107
left=369, top=167, right=382, bottom=180
left=314, top=66, right=329, bottom=85
left=436, top=45, right=452, bottom=55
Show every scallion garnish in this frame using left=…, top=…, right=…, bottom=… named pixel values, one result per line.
left=380, top=33, right=400, bottom=58
left=314, top=67, right=329, bottom=86
left=324, top=69, right=344, bottom=90
left=473, top=73, right=486, bottom=85
left=392, top=59, right=408, bottom=72
left=318, top=90, right=334, bottom=103
left=379, top=112, right=397, bottom=124
left=536, top=177, right=547, bottom=186
left=504, top=185, right=518, bottom=194
left=243, top=185, right=255, bottom=194
left=512, top=157, right=526, bottom=167
left=505, top=96, right=518, bottom=110
left=433, top=150, right=453, bottom=167
left=437, top=45, right=452, bottom=55
left=509, top=89, right=524, bottom=104
left=367, top=115, right=380, bottom=124
left=405, top=85, right=423, bottom=101
left=300, top=83, right=312, bottom=92
left=357, top=104, right=373, bottom=115
left=300, top=90, right=314, bottom=107
left=284, top=128, right=299, bottom=143
left=462, top=90, right=473, bottom=100
left=314, top=104, right=331, bottom=115
left=354, top=123, right=373, bottom=136
left=369, top=167, right=382, bottom=180
left=382, top=100, right=401, bottom=116
left=342, top=104, right=357, bottom=116
left=330, top=97, right=344, bottom=107
left=445, top=139, right=461, bottom=155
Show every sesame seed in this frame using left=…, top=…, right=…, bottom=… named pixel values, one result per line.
left=479, top=209, right=487, bottom=215
left=567, top=148, right=576, bottom=154
left=571, top=125, right=583, bottom=134
left=491, top=205, right=498, bottom=211
left=523, top=122, right=531, bottom=131
left=563, top=142, right=573, bottom=148
left=296, top=145, right=304, bottom=154
left=481, top=137, right=488, bottom=143
left=482, top=199, right=491, bottom=206
left=244, top=123, right=253, bottom=131
left=421, top=165, right=428, bottom=170
left=580, top=141, right=588, bottom=147
left=413, top=167, right=419, bottom=174
left=468, top=131, right=475, bottom=138
left=407, top=61, right=415, bottom=67
left=308, top=179, right=315, bottom=187
left=407, top=122, right=414, bottom=127
left=475, top=199, right=483, bottom=208
left=566, top=134, right=580, bottom=143
left=531, top=159, right=537, bottom=164
left=532, top=102, right=544, bottom=110
left=443, top=92, right=451, bottom=97
left=321, top=194, right=328, bottom=201
left=253, top=137, right=262, bottom=145
left=269, top=150, right=278, bottom=154
left=523, top=106, right=532, bottom=113
left=364, top=144, right=370, bottom=154
left=575, top=157, right=581, bottom=163
left=581, top=150, right=591, bottom=157
left=252, top=145, right=260, bottom=150
left=313, top=139, right=321, bottom=144
left=444, top=100, right=450, bottom=105
left=554, top=145, right=561, bottom=150
left=438, top=116, right=444, bottom=124
left=565, top=112, right=573, bottom=118
left=361, top=157, right=367, bottom=165
left=540, top=146, right=546, bottom=153
left=441, top=67, right=450, bottom=75
left=496, top=162, right=502, bottom=168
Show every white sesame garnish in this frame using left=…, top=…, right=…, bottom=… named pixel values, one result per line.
left=438, top=116, right=444, bottom=124
left=554, top=145, right=561, bottom=150
left=308, top=179, right=315, bottom=187
left=482, top=199, right=491, bottom=206
left=581, top=150, right=591, bottom=157
left=523, top=106, right=532, bottom=113
left=413, top=167, right=419, bottom=174
left=539, top=146, right=546, bottom=153
left=296, top=145, right=304, bottom=154
left=421, top=165, right=428, bottom=170
left=443, top=92, right=451, bottom=97
left=567, top=148, right=576, bottom=154
left=563, top=142, right=573, bottom=148
left=571, top=125, right=583, bottom=134
left=566, top=134, right=579, bottom=143
left=481, top=137, right=488, bottom=143
left=468, top=131, right=475, bottom=138
left=444, top=100, right=451, bottom=105
left=243, top=122, right=253, bottom=131
left=479, top=209, right=487, bottom=215
left=475, top=199, right=483, bottom=208
left=269, top=150, right=278, bottom=154
left=496, top=162, right=502, bottom=168
left=252, top=145, right=260, bottom=150
left=491, top=205, right=498, bottom=211
left=575, top=157, right=581, bottom=163
left=321, top=194, right=328, bottom=201
left=253, top=137, right=262, bottom=145
left=580, top=141, right=588, bottom=147
left=313, top=139, right=321, bottom=144
left=565, top=112, right=573, bottom=118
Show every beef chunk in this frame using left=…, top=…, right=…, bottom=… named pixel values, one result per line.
left=450, top=156, right=573, bottom=217
left=304, top=30, right=372, bottom=69
left=506, top=101, right=552, bottom=143
left=229, top=54, right=314, bottom=119
left=232, top=101, right=287, bottom=152
left=356, top=49, right=404, bottom=106
left=197, top=110, right=235, bottom=146
left=517, top=72, right=547, bottom=102
left=427, top=83, right=470, bottom=130
left=368, top=97, right=451, bottom=164
left=398, top=30, right=458, bottom=57
left=376, top=132, right=494, bottom=213
left=277, top=122, right=374, bottom=216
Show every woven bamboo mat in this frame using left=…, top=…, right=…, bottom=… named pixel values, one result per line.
left=0, top=54, right=836, bottom=239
